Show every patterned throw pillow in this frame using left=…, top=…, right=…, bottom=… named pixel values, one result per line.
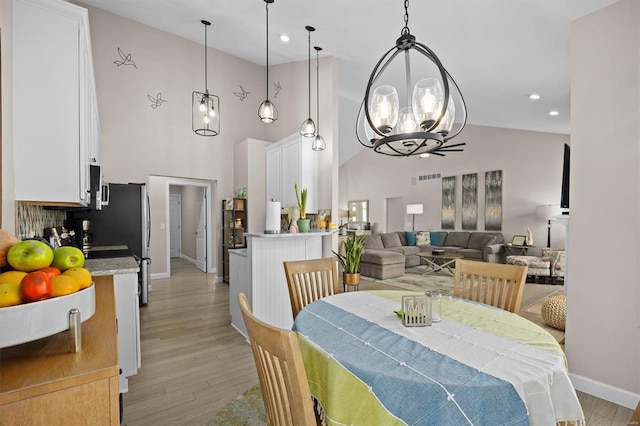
left=415, top=231, right=431, bottom=246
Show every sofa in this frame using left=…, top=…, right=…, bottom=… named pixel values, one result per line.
left=360, top=231, right=505, bottom=280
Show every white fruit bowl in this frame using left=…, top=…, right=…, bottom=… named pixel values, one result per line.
left=0, top=283, right=95, bottom=349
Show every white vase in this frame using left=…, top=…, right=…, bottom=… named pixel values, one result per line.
left=526, top=228, right=533, bottom=246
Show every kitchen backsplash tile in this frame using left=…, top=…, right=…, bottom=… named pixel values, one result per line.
left=16, top=203, right=66, bottom=239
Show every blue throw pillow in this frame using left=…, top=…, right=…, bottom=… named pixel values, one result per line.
left=429, top=231, right=441, bottom=246
left=405, top=231, right=416, bottom=246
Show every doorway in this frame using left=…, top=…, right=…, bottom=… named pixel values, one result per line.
left=169, top=194, right=181, bottom=258
left=165, top=178, right=213, bottom=277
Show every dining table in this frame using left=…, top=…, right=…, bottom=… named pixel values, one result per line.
left=292, top=290, right=584, bottom=426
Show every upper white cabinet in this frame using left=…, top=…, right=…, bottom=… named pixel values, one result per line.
left=13, top=0, right=100, bottom=206
left=265, top=133, right=318, bottom=214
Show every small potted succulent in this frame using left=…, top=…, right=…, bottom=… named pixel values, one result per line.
left=294, top=184, right=310, bottom=232
left=333, top=234, right=365, bottom=287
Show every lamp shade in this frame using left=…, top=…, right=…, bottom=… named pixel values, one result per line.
left=406, top=204, right=423, bottom=215
left=536, top=205, right=562, bottom=220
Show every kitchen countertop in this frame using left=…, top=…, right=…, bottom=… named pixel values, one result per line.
left=84, top=256, right=139, bottom=276
left=245, top=230, right=338, bottom=238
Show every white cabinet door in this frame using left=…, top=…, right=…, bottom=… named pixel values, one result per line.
left=265, top=146, right=282, bottom=204
left=281, top=138, right=300, bottom=209
left=265, top=133, right=318, bottom=213
left=13, top=0, right=98, bottom=206
left=113, top=273, right=140, bottom=393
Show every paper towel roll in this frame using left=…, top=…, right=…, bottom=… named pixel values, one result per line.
left=265, top=201, right=281, bottom=234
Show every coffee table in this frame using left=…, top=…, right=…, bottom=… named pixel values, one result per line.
left=417, top=252, right=463, bottom=276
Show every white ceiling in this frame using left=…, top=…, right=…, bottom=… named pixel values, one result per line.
left=79, top=0, right=618, bottom=135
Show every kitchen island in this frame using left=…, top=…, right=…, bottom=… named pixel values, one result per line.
left=230, top=231, right=336, bottom=337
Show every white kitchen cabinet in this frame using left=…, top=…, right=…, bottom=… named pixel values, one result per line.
left=13, top=0, right=99, bottom=206
left=113, top=272, right=140, bottom=393
left=265, top=133, right=318, bottom=213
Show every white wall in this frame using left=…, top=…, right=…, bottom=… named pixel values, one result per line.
left=339, top=124, right=569, bottom=254
left=566, top=0, right=640, bottom=408
left=0, top=0, right=15, bottom=231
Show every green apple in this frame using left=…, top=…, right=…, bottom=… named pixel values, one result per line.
left=52, top=246, right=85, bottom=271
left=7, top=240, right=54, bottom=272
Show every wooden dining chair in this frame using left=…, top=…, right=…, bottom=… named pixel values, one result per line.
left=453, top=259, right=528, bottom=314
left=238, top=293, right=317, bottom=426
left=283, top=257, right=339, bottom=319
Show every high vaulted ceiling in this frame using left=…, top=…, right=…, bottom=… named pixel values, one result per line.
left=79, top=0, right=618, bottom=135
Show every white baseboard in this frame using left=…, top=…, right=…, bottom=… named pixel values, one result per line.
left=151, top=272, right=169, bottom=279
left=569, top=373, right=640, bottom=409
left=180, top=254, right=197, bottom=264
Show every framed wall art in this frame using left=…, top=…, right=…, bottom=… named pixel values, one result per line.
left=485, top=170, right=503, bottom=231
left=441, top=176, right=456, bottom=230
left=461, top=173, right=478, bottom=230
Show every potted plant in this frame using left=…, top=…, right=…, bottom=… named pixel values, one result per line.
left=333, top=234, right=365, bottom=288
left=294, top=184, right=310, bottom=232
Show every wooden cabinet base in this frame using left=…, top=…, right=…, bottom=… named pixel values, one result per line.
left=0, top=277, right=120, bottom=425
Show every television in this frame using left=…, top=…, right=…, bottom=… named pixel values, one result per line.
left=561, top=143, right=570, bottom=209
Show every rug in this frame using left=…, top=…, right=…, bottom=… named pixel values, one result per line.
left=209, top=384, right=265, bottom=425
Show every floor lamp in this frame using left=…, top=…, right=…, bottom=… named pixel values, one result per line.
left=406, top=204, right=423, bottom=232
left=536, top=205, right=562, bottom=248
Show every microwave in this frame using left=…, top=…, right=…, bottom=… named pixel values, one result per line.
left=90, top=165, right=110, bottom=210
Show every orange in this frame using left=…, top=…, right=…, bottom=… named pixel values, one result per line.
left=51, top=275, right=81, bottom=297
left=63, top=267, right=92, bottom=290
left=0, top=282, right=22, bottom=307
left=0, top=270, right=28, bottom=285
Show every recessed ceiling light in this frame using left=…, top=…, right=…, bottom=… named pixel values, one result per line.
left=549, top=110, right=559, bottom=116
left=279, top=34, right=290, bottom=42
left=529, top=94, right=541, bottom=100
left=419, top=153, right=430, bottom=158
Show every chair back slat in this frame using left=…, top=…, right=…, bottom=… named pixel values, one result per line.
left=238, top=293, right=317, bottom=426
left=453, top=259, right=528, bottom=314
left=284, top=258, right=339, bottom=319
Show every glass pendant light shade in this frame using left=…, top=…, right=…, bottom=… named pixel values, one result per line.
left=300, top=118, right=316, bottom=137
left=356, top=0, right=466, bottom=157
left=300, top=26, right=316, bottom=138
left=312, top=134, right=326, bottom=151
left=412, top=78, right=443, bottom=130
left=259, top=0, right=278, bottom=123
left=192, top=20, right=220, bottom=136
left=370, top=85, right=399, bottom=134
left=259, top=100, right=277, bottom=123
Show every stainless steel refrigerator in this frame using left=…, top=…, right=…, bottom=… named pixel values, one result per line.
left=83, top=183, right=151, bottom=305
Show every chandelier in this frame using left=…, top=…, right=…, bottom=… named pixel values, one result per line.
left=356, top=0, right=467, bottom=157
left=192, top=20, right=220, bottom=136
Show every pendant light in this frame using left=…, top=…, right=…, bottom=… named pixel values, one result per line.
left=192, top=20, right=220, bottom=136
left=312, top=46, right=326, bottom=151
left=258, top=0, right=278, bottom=123
left=299, top=25, right=316, bottom=138
left=356, top=0, right=467, bottom=157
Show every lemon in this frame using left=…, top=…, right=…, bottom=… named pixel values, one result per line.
left=0, top=270, right=28, bottom=285
left=63, top=267, right=92, bottom=290
left=51, top=275, right=81, bottom=297
left=0, top=282, right=22, bottom=307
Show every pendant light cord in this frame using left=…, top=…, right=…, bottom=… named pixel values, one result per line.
left=204, top=22, right=208, bottom=93
left=316, top=48, right=320, bottom=132
left=307, top=29, right=311, bottom=119
left=265, top=2, right=270, bottom=99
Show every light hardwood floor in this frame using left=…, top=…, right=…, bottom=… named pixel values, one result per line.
left=122, top=258, right=634, bottom=425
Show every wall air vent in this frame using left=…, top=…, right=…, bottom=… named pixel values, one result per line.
left=418, top=173, right=442, bottom=181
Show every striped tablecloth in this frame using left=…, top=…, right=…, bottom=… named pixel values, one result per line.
left=293, top=290, right=584, bottom=426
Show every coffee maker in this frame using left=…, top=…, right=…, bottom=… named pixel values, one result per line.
left=81, top=219, right=93, bottom=255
